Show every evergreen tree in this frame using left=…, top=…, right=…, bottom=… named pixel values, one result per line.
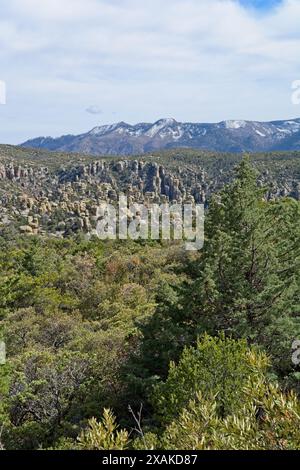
left=128, top=158, right=300, bottom=395
left=182, top=157, right=300, bottom=378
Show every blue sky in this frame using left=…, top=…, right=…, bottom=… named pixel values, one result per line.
left=240, top=0, right=282, bottom=9
left=0, top=0, right=299, bottom=144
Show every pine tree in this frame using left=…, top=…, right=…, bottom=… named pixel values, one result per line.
left=184, top=157, right=300, bottom=377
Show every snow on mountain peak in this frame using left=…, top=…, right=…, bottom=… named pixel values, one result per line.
left=224, top=120, right=247, bottom=130
left=145, top=118, right=178, bottom=138
left=89, top=122, right=129, bottom=136
left=158, top=118, right=177, bottom=125
left=22, top=117, right=300, bottom=156
left=89, top=123, right=119, bottom=136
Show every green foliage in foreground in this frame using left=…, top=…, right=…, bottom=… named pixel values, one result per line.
left=1, top=157, right=300, bottom=450
left=79, top=336, right=300, bottom=451
left=152, top=334, right=269, bottom=425
left=0, top=237, right=188, bottom=449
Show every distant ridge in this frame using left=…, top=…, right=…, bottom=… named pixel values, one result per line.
left=21, top=117, right=300, bottom=156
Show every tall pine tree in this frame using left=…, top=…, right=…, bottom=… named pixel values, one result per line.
left=185, top=157, right=300, bottom=378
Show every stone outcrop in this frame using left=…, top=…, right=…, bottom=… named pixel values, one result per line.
left=1, top=150, right=300, bottom=238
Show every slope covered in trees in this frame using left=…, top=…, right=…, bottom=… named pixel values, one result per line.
left=0, top=157, right=300, bottom=450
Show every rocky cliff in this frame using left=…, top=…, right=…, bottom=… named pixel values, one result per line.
left=1, top=145, right=300, bottom=238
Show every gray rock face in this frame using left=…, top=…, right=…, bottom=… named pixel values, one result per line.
left=21, top=118, right=300, bottom=156
left=1, top=144, right=300, bottom=238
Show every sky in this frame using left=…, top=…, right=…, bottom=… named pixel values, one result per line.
left=0, top=0, right=300, bottom=144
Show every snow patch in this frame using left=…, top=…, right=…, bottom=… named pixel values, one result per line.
left=89, top=123, right=119, bottom=136
left=255, top=130, right=266, bottom=137
left=283, top=121, right=300, bottom=132
left=224, top=120, right=247, bottom=129
left=145, top=118, right=177, bottom=138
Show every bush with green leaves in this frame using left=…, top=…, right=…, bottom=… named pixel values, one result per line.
left=78, top=409, right=130, bottom=450
left=158, top=382, right=300, bottom=450
left=138, top=335, right=300, bottom=450
left=152, top=334, right=269, bottom=426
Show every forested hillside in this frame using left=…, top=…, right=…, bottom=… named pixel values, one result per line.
left=0, top=153, right=300, bottom=450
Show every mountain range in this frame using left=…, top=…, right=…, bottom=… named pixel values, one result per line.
left=21, top=117, right=300, bottom=156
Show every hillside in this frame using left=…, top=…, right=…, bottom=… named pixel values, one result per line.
left=21, top=117, right=300, bottom=156
left=1, top=155, right=300, bottom=451
left=0, top=144, right=300, bottom=238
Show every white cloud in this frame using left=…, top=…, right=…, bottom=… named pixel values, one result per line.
left=86, top=105, right=103, bottom=115
left=9, top=0, right=109, bottom=22
left=0, top=0, right=300, bottom=143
